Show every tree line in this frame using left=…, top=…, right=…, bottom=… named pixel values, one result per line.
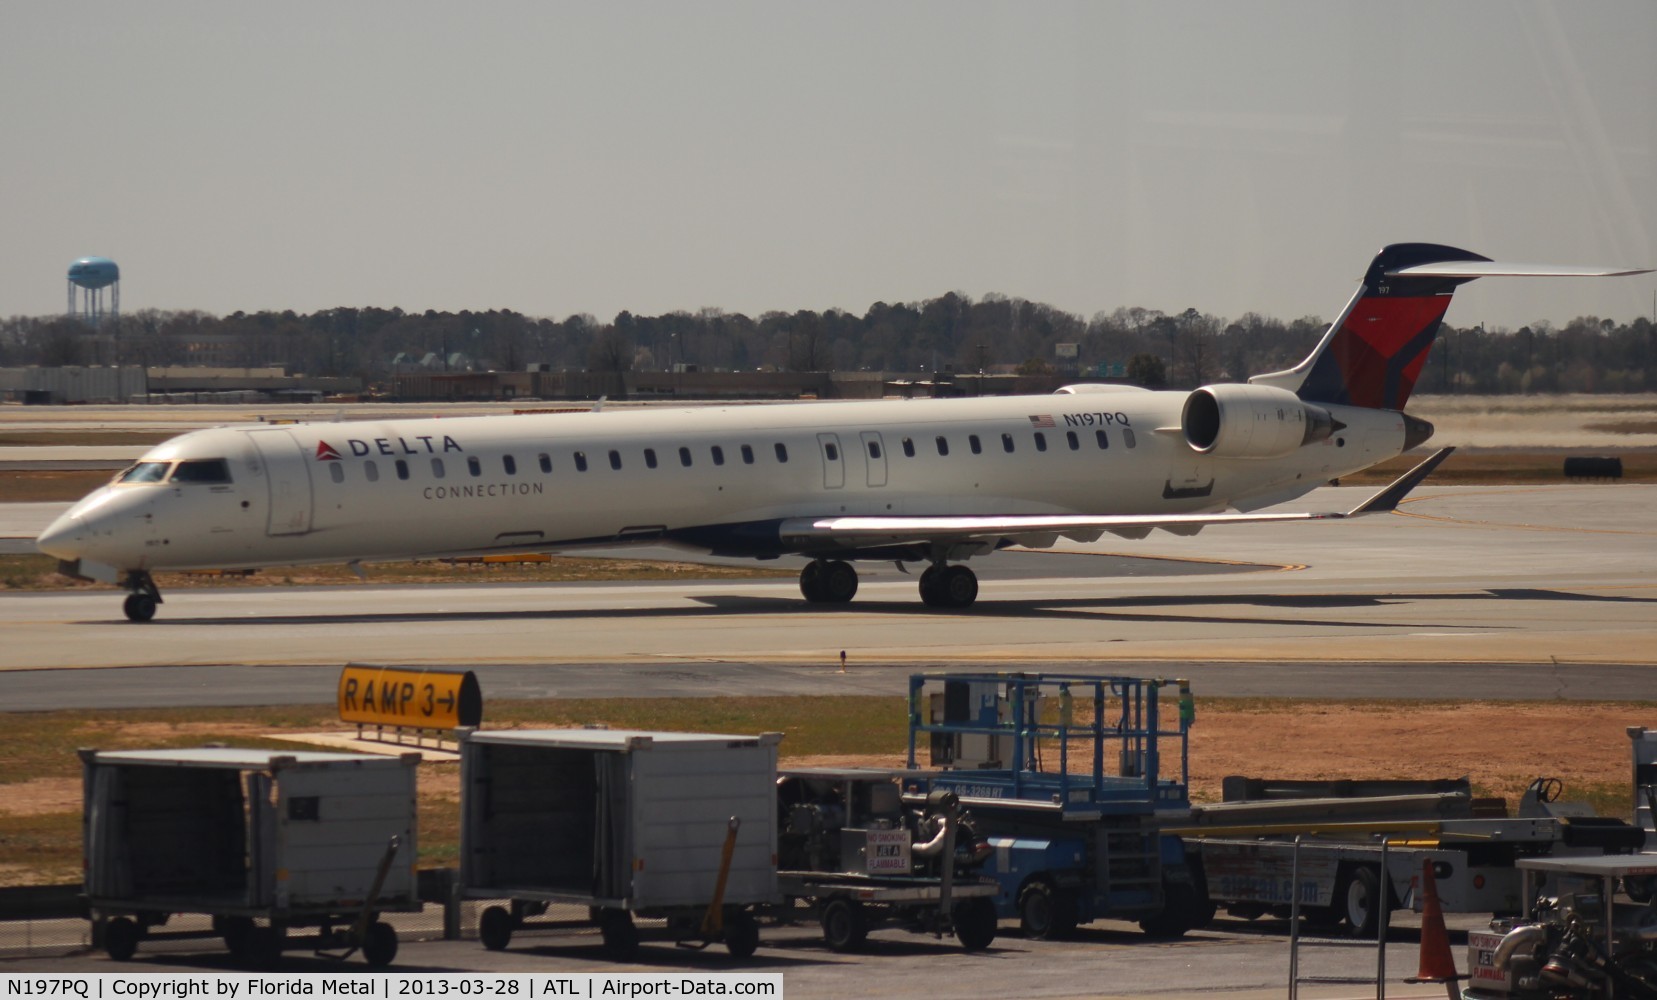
left=3, top=294, right=1653, bottom=394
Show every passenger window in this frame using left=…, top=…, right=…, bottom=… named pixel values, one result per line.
left=1002, top=433, right=1014, bottom=453
left=1067, top=431, right=1080, bottom=451
left=868, top=441, right=881, bottom=459
left=169, top=459, right=232, bottom=484
left=364, top=460, right=379, bottom=483
left=503, top=455, right=516, bottom=475
left=935, top=436, right=949, bottom=456
left=609, top=450, right=622, bottom=470
left=679, top=446, right=693, bottom=467
left=824, top=443, right=839, bottom=461
left=644, top=448, right=658, bottom=469
left=968, top=435, right=981, bottom=455
left=396, top=459, right=409, bottom=480
left=468, top=456, right=482, bottom=477
left=539, top=453, right=552, bottom=473
left=711, top=446, right=725, bottom=466
left=574, top=451, right=588, bottom=472
left=1095, top=429, right=1109, bottom=449
left=741, top=444, right=754, bottom=464
left=902, top=438, right=915, bottom=458
left=328, top=463, right=344, bottom=484
left=1124, top=429, right=1137, bottom=448
left=1034, top=432, right=1048, bottom=452
left=431, top=458, right=446, bottom=478
left=774, top=443, right=788, bottom=462
left=119, top=462, right=171, bottom=484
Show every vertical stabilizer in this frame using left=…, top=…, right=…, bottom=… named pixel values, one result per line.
left=1250, top=243, right=1489, bottom=411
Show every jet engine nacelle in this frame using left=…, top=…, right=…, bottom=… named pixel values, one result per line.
left=1181, top=384, right=1336, bottom=458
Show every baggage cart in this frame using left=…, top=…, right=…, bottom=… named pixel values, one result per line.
left=80, top=747, right=421, bottom=967
left=460, top=728, right=780, bottom=960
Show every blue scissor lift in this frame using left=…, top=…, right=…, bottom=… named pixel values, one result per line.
left=904, top=672, right=1212, bottom=938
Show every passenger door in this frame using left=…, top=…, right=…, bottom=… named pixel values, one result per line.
left=245, top=430, right=314, bottom=535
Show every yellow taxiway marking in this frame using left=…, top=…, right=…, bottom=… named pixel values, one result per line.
left=1395, top=489, right=1657, bottom=535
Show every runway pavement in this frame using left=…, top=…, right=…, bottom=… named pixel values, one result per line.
left=1, top=484, right=1652, bottom=707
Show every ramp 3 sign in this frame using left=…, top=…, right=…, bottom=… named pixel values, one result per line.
left=338, top=663, right=483, bottom=730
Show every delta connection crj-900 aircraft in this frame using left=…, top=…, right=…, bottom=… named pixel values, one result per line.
left=36, top=243, right=1651, bottom=622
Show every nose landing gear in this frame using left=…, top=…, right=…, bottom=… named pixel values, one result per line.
left=121, top=571, right=163, bottom=623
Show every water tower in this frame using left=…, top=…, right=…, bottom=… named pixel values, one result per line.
left=67, top=256, right=120, bottom=325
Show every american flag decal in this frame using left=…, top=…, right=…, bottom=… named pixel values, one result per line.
left=1028, top=414, right=1055, bottom=428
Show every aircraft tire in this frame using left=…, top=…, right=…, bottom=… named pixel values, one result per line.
left=821, top=560, right=858, bottom=602
left=799, top=561, right=828, bottom=602
left=940, top=565, right=979, bottom=608
left=123, top=593, right=158, bottom=623
left=918, top=565, right=945, bottom=606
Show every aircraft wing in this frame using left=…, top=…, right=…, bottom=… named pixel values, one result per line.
left=778, top=447, right=1454, bottom=551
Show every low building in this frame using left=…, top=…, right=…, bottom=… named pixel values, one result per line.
left=0, top=366, right=147, bottom=404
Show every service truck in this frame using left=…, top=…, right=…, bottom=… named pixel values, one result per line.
left=902, top=672, right=1212, bottom=938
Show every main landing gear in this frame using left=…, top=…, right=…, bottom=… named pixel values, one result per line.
left=797, top=559, right=980, bottom=609
left=121, top=571, right=162, bottom=623
left=799, top=559, right=859, bottom=603
left=919, top=563, right=977, bottom=609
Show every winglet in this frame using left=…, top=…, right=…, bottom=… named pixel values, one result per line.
left=1344, top=446, right=1456, bottom=516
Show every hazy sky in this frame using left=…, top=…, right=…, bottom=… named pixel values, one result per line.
left=4, top=1, right=1653, bottom=331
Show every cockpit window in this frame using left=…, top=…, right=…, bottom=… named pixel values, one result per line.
left=169, top=459, right=232, bottom=484
left=119, top=462, right=172, bottom=484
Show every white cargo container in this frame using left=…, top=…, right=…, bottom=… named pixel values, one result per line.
left=459, top=728, right=780, bottom=959
left=80, top=747, right=420, bottom=967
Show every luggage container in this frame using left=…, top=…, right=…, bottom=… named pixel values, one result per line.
left=80, top=747, right=421, bottom=967
left=460, top=728, right=780, bottom=960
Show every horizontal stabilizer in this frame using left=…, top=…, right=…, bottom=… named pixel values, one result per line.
left=1343, top=446, right=1455, bottom=516
left=1387, top=262, right=1653, bottom=279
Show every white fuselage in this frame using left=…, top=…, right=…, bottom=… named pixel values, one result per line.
left=37, top=391, right=1408, bottom=576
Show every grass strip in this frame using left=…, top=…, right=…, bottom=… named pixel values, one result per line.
left=0, top=552, right=792, bottom=591
left=1, top=696, right=1645, bottom=884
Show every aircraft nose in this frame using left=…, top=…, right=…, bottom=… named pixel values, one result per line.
left=34, top=510, right=84, bottom=560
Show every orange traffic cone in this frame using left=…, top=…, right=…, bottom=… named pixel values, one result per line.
left=1406, top=858, right=1463, bottom=999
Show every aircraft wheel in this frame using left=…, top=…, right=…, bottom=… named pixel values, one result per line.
left=918, top=565, right=945, bottom=606
left=821, top=560, right=858, bottom=602
left=799, top=561, right=828, bottom=602
left=940, top=565, right=979, bottom=608
left=123, top=593, right=158, bottom=623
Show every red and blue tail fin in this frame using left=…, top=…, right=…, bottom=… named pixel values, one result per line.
left=1251, top=243, right=1487, bottom=411
left=1252, top=243, right=1652, bottom=411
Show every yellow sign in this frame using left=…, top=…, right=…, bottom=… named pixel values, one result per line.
left=338, top=664, right=482, bottom=730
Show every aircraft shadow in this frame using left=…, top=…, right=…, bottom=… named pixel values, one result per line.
left=80, top=586, right=1646, bottom=629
